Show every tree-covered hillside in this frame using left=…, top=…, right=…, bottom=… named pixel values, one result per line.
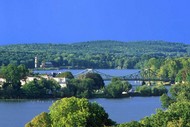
left=0, top=40, right=189, bottom=69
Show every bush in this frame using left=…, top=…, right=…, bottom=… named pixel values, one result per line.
left=136, top=86, right=151, bottom=96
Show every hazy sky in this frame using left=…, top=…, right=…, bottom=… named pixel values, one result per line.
left=0, top=0, right=190, bottom=44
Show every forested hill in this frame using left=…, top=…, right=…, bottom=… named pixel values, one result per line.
left=72, top=40, right=187, bottom=55
left=0, top=40, right=189, bottom=69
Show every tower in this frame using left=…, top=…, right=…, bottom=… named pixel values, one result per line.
left=35, top=56, right=38, bottom=68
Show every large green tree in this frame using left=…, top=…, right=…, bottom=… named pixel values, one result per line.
left=66, top=78, right=95, bottom=98
left=0, top=64, right=29, bottom=98
left=26, top=97, right=115, bottom=127
left=1, top=64, right=29, bottom=83
left=105, top=78, right=132, bottom=98
left=79, top=73, right=105, bottom=90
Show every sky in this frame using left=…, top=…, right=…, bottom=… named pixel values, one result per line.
left=0, top=0, right=190, bottom=45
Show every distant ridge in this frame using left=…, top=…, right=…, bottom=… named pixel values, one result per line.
left=0, top=40, right=189, bottom=69
left=0, top=40, right=186, bottom=46
left=0, top=40, right=188, bottom=56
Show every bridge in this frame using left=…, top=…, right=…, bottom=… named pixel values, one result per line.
left=74, top=69, right=175, bottom=82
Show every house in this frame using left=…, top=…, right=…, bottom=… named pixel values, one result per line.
left=1, top=74, right=68, bottom=88
left=40, top=75, right=68, bottom=87
left=20, top=75, right=68, bottom=88
left=0, top=78, right=6, bottom=87
left=40, top=62, right=54, bottom=68
left=20, top=76, right=41, bottom=86
left=52, top=77, right=68, bottom=88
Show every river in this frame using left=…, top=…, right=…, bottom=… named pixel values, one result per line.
left=0, top=69, right=165, bottom=127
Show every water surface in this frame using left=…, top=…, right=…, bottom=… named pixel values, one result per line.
left=0, top=96, right=161, bottom=127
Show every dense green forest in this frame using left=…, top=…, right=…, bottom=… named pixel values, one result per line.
left=0, top=40, right=189, bottom=69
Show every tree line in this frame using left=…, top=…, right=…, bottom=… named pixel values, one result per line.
left=143, top=57, right=190, bottom=81
left=0, top=40, right=189, bottom=69
left=0, top=64, right=168, bottom=99
left=4, top=56, right=190, bottom=99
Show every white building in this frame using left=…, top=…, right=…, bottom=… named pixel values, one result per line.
left=0, top=78, right=6, bottom=87
left=1, top=74, right=68, bottom=88
left=52, top=77, right=68, bottom=88
left=20, top=76, right=41, bottom=86
left=20, top=75, right=68, bottom=88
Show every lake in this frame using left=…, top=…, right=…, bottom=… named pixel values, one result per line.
left=0, top=69, right=164, bottom=127
left=0, top=97, right=161, bottom=127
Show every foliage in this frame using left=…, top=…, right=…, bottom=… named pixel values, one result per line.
left=122, top=82, right=190, bottom=126
left=104, top=78, right=132, bottom=98
left=136, top=85, right=167, bottom=96
left=118, top=101, right=190, bottom=127
left=25, top=112, right=51, bottom=127
left=87, top=102, right=116, bottom=126
left=161, top=83, right=190, bottom=108
left=0, top=40, right=188, bottom=69
left=47, top=97, right=115, bottom=127
left=1, top=64, right=28, bottom=88
left=56, top=71, right=74, bottom=79
left=151, top=85, right=168, bottom=96
left=79, top=73, right=105, bottom=89
left=116, top=121, right=144, bottom=127
left=143, top=57, right=190, bottom=82
left=160, top=94, right=173, bottom=108
left=0, top=64, right=29, bottom=98
left=135, top=85, right=152, bottom=96
left=66, top=78, right=95, bottom=98
left=49, top=97, right=90, bottom=126
left=140, top=101, right=190, bottom=127
left=175, top=67, right=190, bottom=83
left=22, top=78, right=61, bottom=98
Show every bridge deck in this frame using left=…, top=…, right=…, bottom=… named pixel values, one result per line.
left=75, top=69, right=175, bottom=82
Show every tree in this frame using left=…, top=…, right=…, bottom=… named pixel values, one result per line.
left=160, top=94, right=173, bottom=108
left=105, top=78, right=132, bottom=98
left=25, top=112, right=51, bottom=127
left=17, top=64, right=29, bottom=81
left=1, top=64, right=29, bottom=84
left=56, top=71, right=74, bottom=79
left=66, top=78, right=95, bottom=98
left=49, top=97, right=115, bottom=127
left=49, top=97, right=89, bottom=126
left=87, top=102, right=115, bottom=126
left=151, top=85, right=168, bottom=96
left=79, top=73, right=105, bottom=90
left=22, top=78, right=61, bottom=98
left=166, top=101, right=190, bottom=126
left=175, top=67, right=190, bottom=83
left=0, top=64, right=29, bottom=98
left=130, top=98, right=190, bottom=127
left=117, top=121, right=144, bottom=127
left=1, top=64, right=21, bottom=89
left=135, top=85, right=152, bottom=96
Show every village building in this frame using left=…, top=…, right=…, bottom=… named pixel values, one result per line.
left=1, top=74, right=68, bottom=88
left=0, top=78, right=6, bottom=87
left=20, top=75, right=68, bottom=88
left=40, top=62, right=54, bottom=68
